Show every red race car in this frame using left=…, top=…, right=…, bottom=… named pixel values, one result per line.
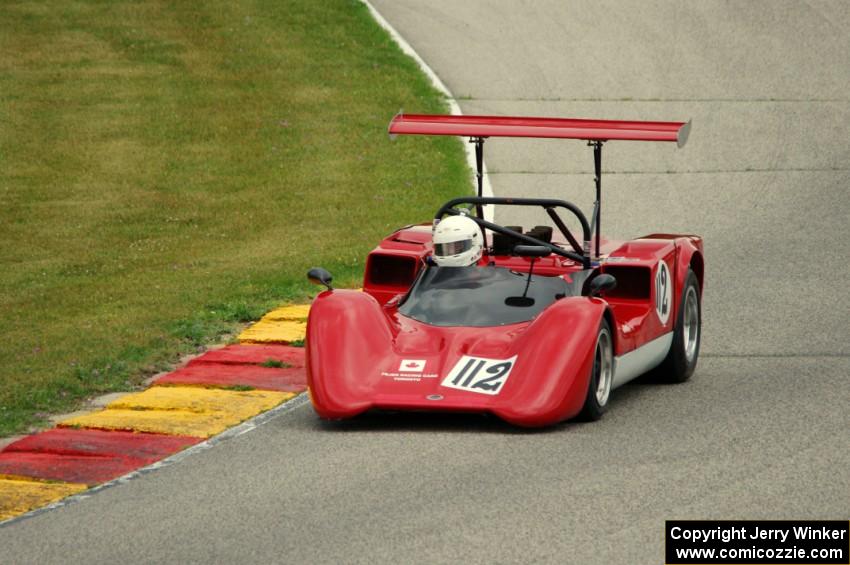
left=306, top=114, right=702, bottom=426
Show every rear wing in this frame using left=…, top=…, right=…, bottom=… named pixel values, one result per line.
left=388, top=113, right=691, bottom=259
left=389, top=114, right=690, bottom=147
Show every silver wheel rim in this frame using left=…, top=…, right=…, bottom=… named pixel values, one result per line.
left=683, top=286, right=700, bottom=364
left=594, top=328, right=613, bottom=406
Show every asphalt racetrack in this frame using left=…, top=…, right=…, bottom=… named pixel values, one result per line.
left=2, top=2, right=848, bottom=563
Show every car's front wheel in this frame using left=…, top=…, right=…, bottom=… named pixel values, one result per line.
left=577, top=319, right=614, bottom=421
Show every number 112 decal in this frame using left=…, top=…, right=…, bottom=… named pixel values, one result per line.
left=441, top=355, right=518, bottom=395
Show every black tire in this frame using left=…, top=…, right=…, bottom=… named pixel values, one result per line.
left=654, top=268, right=701, bottom=383
left=577, top=318, right=614, bottom=421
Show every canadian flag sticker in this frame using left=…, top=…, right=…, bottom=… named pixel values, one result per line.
left=399, top=359, right=426, bottom=373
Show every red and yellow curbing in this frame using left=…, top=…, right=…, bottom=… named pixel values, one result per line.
left=60, top=387, right=295, bottom=438
left=0, top=477, right=88, bottom=522
left=237, top=305, right=308, bottom=344
left=0, top=304, right=309, bottom=522
left=0, top=429, right=202, bottom=486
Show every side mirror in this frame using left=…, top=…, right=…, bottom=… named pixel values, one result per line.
left=307, top=267, right=334, bottom=291
left=588, top=274, right=617, bottom=297
left=512, top=245, right=551, bottom=258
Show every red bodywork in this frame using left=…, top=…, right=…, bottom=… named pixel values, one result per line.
left=307, top=226, right=703, bottom=427
left=307, top=113, right=701, bottom=427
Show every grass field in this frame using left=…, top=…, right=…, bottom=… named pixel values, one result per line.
left=0, top=0, right=469, bottom=436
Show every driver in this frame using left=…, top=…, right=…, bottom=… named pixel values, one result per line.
left=432, top=215, right=483, bottom=267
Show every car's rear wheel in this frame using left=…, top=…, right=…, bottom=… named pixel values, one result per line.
left=578, top=319, right=614, bottom=421
left=655, top=268, right=701, bottom=383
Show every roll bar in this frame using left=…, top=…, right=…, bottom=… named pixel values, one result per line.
left=435, top=197, right=591, bottom=267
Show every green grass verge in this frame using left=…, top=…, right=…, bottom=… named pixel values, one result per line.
left=0, top=0, right=469, bottom=436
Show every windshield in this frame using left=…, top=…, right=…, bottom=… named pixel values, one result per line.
left=398, top=264, right=579, bottom=327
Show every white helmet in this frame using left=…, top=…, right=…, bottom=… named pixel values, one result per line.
left=432, top=215, right=483, bottom=267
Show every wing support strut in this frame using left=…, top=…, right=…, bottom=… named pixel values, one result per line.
left=471, top=137, right=485, bottom=219
left=590, top=140, right=603, bottom=259
left=470, top=136, right=488, bottom=243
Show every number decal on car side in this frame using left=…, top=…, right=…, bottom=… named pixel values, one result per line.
left=441, top=355, right=518, bottom=395
left=655, top=260, right=672, bottom=325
